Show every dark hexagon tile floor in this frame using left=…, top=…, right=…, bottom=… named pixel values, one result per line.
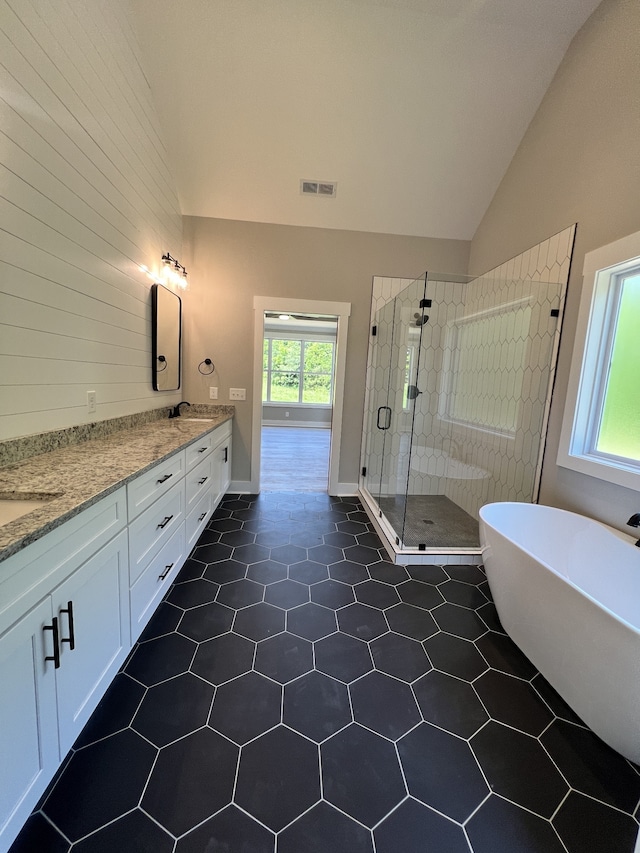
left=10, top=491, right=640, bottom=853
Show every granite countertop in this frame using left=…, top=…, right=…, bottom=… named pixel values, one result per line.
left=0, top=414, right=233, bottom=564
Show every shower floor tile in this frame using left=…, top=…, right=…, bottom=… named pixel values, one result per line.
left=9, top=492, right=640, bottom=853
left=379, top=493, right=479, bottom=548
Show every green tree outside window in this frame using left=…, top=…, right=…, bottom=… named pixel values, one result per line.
left=263, top=338, right=334, bottom=404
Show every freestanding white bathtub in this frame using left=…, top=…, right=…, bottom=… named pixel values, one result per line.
left=479, top=501, right=640, bottom=765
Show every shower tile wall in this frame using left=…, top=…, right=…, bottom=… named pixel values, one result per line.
left=370, top=224, right=576, bottom=522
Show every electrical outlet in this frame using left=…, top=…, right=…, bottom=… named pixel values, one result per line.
left=87, top=390, right=96, bottom=414
left=209, top=387, right=218, bottom=400
left=229, top=388, right=246, bottom=401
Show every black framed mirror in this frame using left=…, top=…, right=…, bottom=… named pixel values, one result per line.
left=152, top=284, right=182, bottom=391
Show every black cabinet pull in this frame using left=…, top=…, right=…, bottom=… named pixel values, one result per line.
left=157, top=515, right=174, bottom=529
left=198, top=512, right=207, bottom=521
left=158, top=563, right=174, bottom=580
left=198, top=446, right=207, bottom=454
left=43, top=617, right=61, bottom=669
left=156, top=473, right=173, bottom=484
left=198, top=476, right=208, bottom=485
left=223, top=446, right=228, bottom=463
left=59, top=601, right=75, bottom=651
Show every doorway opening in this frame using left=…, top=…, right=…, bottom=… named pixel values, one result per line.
left=261, top=312, right=337, bottom=491
left=252, top=297, right=351, bottom=494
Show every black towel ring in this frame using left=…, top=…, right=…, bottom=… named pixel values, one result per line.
left=198, top=358, right=215, bottom=375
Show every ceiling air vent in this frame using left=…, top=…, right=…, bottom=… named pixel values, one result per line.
left=301, top=179, right=337, bottom=198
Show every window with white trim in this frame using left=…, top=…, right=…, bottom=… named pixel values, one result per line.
left=262, top=337, right=335, bottom=405
left=558, top=231, right=640, bottom=489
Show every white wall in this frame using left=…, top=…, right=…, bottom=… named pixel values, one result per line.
left=0, top=0, right=182, bottom=442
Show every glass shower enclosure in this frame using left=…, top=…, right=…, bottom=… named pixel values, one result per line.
left=361, top=270, right=566, bottom=561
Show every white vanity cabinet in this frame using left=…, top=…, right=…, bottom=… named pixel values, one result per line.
left=127, top=450, right=185, bottom=519
left=127, top=453, right=186, bottom=639
left=0, top=417, right=232, bottom=853
left=184, top=421, right=232, bottom=551
left=53, top=530, right=129, bottom=753
left=186, top=452, right=215, bottom=551
left=220, top=428, right=232, bottom=495
left=212, top=420, right=232, bottom=506
left=130, top=523, right=186, bottom=637
left=0, top=490, right=129, bottom=850
left=0, top=598, right=58, bottom=848
left=186, top=432, right=215, bottom=471
left=127, top=419, right=232, bottom=638
left=128, top=472, right=186, bottom=584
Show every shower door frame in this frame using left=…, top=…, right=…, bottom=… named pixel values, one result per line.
left=361, top=294, right=398, bottom=510
left=360, top=275, right=481, bottom=562
left=360, top=273, right=483, bottom=564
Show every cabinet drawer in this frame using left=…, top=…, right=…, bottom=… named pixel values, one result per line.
left=127, top=452, right=185, bottom=520
left=186, top=434, right=213, bottom=471
left=130, top=524, right=185, bottom=639
left=0, top=489, right=127, bottom=636
left=186, top=490, right=213, bottom=552
left=128, top=482, right=185, bottom=584
left=213, top=420, right=232, bottom=443
left=186, top=454, right=215, bottom=510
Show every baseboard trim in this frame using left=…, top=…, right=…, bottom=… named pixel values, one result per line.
left=227, top=480, right=358, bottom=497
left=228, top=480, right=254, bottom=494
left=333, top=482, right=359, bottom=497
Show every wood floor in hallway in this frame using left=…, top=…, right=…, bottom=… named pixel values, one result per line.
left=260, top=426, right=330, bottom=491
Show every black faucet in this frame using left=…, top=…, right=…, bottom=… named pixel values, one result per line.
left=168, top=401, right=191, bottom=419
left=626, top=513, right=640, bottom=547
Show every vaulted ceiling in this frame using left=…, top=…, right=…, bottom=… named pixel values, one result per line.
left=131, top=0, right=602, bottom=240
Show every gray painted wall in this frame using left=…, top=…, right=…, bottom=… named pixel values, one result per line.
left=469, top=0, right=640, bottom=530
left=183, top=217, right=470, bottom=487
left=262, top=406, right=332, bottom=427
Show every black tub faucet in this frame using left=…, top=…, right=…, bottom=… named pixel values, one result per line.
left=168, top=401, right=191, bottom=419
left=626, top=513, right=640, bottom=547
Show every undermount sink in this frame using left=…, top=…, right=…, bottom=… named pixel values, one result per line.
left=0, top=493, right=59, bottom=527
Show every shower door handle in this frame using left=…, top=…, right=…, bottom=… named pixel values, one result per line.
left=377, top=406, right=392, bottom=430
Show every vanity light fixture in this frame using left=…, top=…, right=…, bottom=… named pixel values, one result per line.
left=161, top=252, right=188, bottom=289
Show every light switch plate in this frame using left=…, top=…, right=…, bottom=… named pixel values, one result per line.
left=209, top=387, right=218, bottom=400
left=229, top=388, right=246, bottom=400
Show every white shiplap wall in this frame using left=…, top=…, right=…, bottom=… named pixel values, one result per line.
left=0, top=0, right=183, bottom=441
